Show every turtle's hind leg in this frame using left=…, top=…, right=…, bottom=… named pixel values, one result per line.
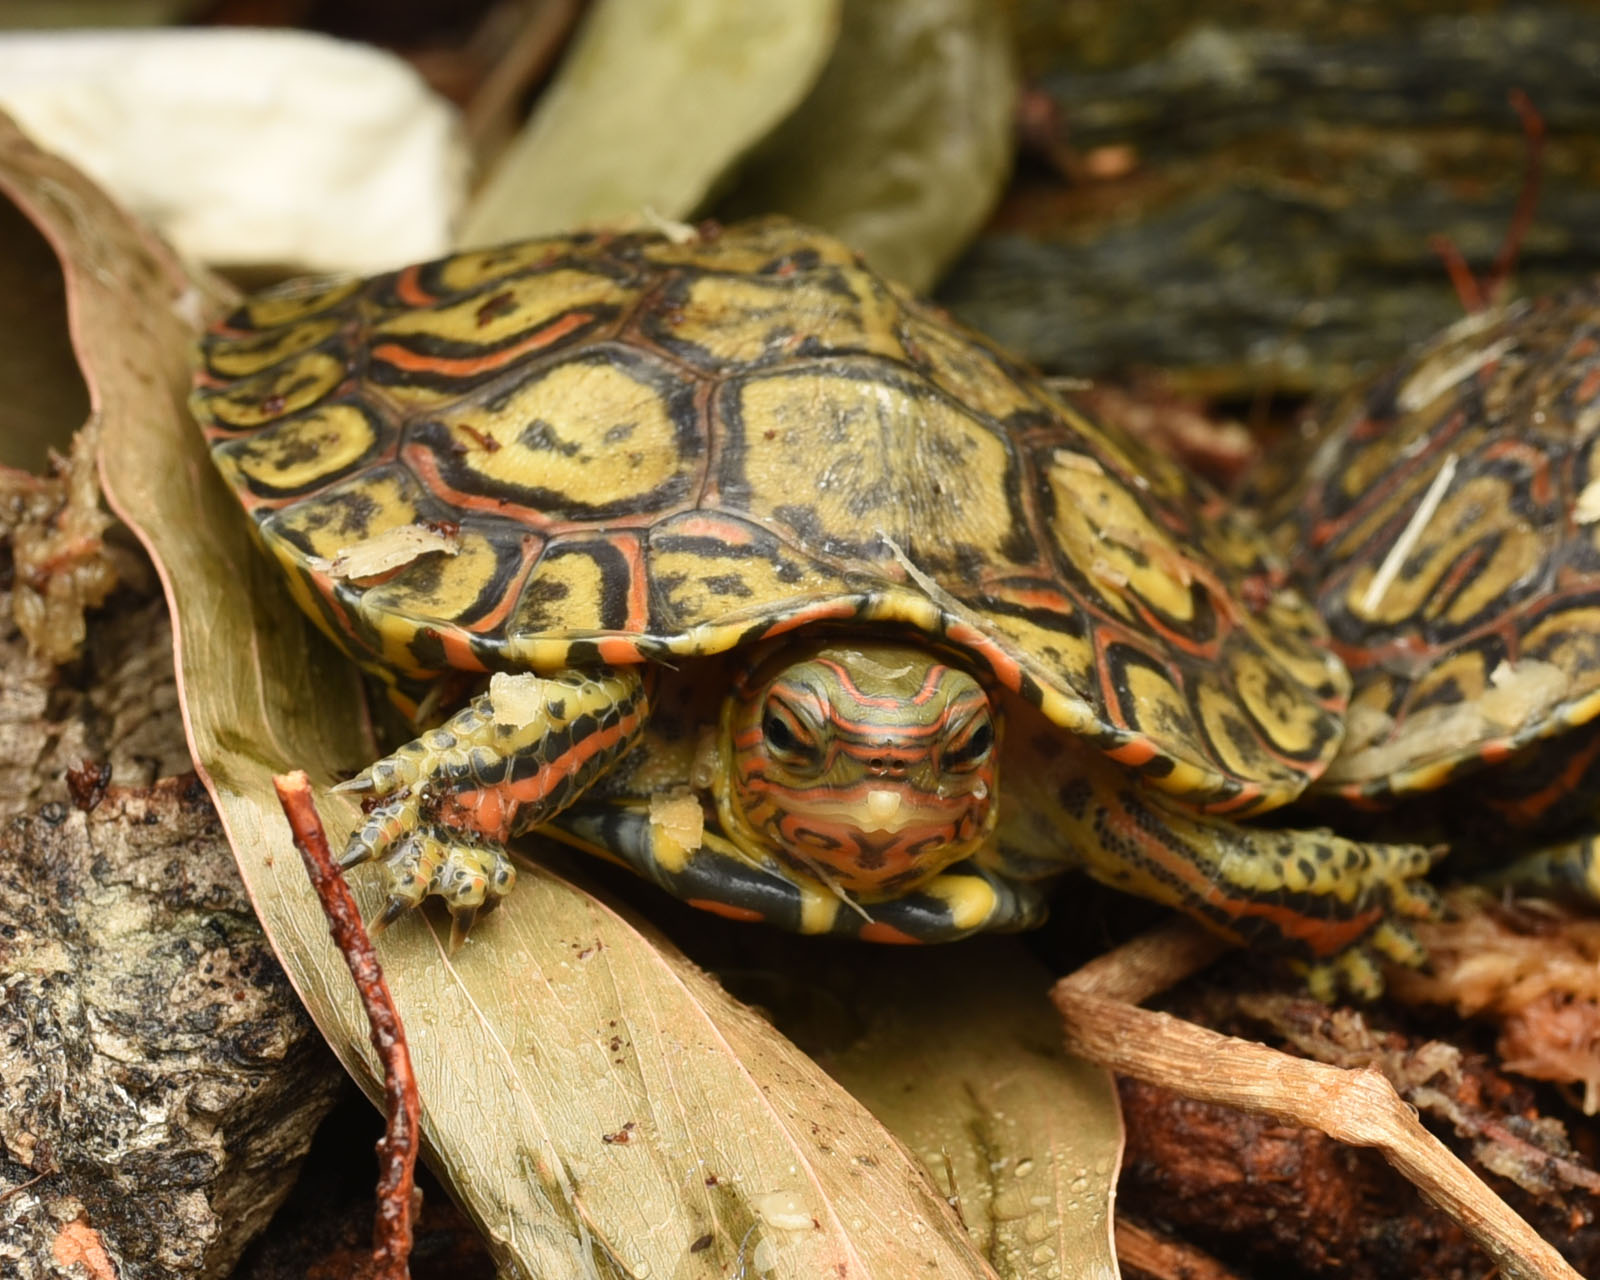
left=998, top=716, right=1441, bottom=998
left=336, top=666, right=648, bottom=942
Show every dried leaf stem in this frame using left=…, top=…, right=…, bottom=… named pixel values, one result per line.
left=1051, top=922, right=1581, bottom=1280
left=274, top=771, right=418, bottom=1279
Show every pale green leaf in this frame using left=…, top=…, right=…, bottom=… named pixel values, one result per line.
left=718, top=0, right=1018, bottom=291
left=459, top=0, right=841, bottom=248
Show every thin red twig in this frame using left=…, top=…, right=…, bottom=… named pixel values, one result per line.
left=1431, top=88, right=1546, bottom=313
left=274, top=770, right=418, bottom=1280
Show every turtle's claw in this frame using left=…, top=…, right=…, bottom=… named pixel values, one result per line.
left=338, top=841, right=375, bottom=870
left=449, top=904, right=480, bottom=952
left=372, top=895, right=412, bottom=935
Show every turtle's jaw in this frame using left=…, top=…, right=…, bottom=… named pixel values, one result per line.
left=755, top=782, right=995, bottom=893
left=716, top=639, right=1001, bottom=896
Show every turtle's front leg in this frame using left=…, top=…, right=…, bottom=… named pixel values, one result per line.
left=336, top=666, right=648, bottom=942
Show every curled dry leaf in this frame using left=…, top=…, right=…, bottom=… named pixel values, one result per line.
left=458, top=0, right=840, bottom=249
left=718, top=0, right=1018, bottom=292
left=0, top=113, right=1006, bottom=1277
left=824, top=940, right=1123, bottom=1280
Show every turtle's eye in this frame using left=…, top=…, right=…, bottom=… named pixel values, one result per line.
left=942, top=714, right=995, bottom=772
left=761, top=691, right=824, bottom=768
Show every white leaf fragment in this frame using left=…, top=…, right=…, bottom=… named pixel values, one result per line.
left=752, top=1190, right=815, bottom=1232
left=488, top=672, right=553, bottom=730
left=0, top=29, right=465, bottom=271
left=648, top=791, right=705, bottom=857
left=1574, top=478, right=1600, bottom=525
left=306, top=523, right=458, bottom=581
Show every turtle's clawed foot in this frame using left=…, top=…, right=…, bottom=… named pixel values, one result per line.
left=361, top=822, right=517, bottom=946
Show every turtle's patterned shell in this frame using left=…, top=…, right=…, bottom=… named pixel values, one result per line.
left=193, top=218, right=1344, bottom=814
left=1271, top=281, right=1600, bottom=799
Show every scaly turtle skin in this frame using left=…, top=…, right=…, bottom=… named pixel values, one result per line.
left=1268, top=280, right=1600, bottom=897
left=192, top=218, right=1434, bottom=990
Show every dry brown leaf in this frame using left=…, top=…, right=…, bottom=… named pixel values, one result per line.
left=0, top=111, right=1003, bottom=1277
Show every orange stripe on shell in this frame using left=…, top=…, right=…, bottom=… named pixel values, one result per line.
left=371, top=310, right=592, bottom=379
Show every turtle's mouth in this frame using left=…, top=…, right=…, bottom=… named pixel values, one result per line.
left=761, top=783, right=992, bottom=893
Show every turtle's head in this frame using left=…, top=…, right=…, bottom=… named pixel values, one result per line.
left=716, top=641, right=1000, bottom=896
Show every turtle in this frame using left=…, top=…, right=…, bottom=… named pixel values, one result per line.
left=190, top=216, right=1436, bottom=993
left=1264, top=278, right=1600, bottom=898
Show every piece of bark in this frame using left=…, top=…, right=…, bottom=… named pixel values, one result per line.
left=0, top=774, right=343, bottom=1280
left=943, top=1, right=1600, bottom=397
left=0, top=549, right=343, bottom=1280
left=0, top=576, right=194, bottom=823
left=1114, top=984, right=1600, bottom=1279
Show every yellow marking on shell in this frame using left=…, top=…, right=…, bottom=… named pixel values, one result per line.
left=734, top=370, right=1018, bottom=564
left=206, top=314, right=345, bottom=379
left=972, top=608, right=1095, bottom=705
left=374, top=268, right=635, bottom=347
left=667, top=271, right=906, bottom=366
left=1046, top=450, right=1195, bottom=623
left=1195, top=682, right=1270, bottom=781
left=1519, top=606, right=1600, bottom=703
left=440, top=360, right=690, bottom=505
left=212, top=403, right=377, bottom=493
left=1226, top=645, right=1331, bottom=761
left=1348, top=472, right=1541, bottom=628
left=267, top=468, right=425, bottom=563
left=638, top=222, right=858, bottom=273
left=646, top=545, right=849, bottom=630
left=431, top=236, right=598, bottom=293
left=362, top=526, right=509, bottom=627
left=241, top=277, right=363, bottom=330
left=1240, top=592, right=1349, bottom=704
left=898, top=312, right=1047, bottom=423
left=267, top=541, right=359, bottom=657
left=921, top=873, right=999, bottom=932
left=1121, top=660, right=1204, bottom=758
left=197, top=348, right=348, bottom=429
left=1431, top=487, right=1542, bottom=629
left=506, top=542, right=619, bottom=639
left=1054, top=398, right=1194, bottom=509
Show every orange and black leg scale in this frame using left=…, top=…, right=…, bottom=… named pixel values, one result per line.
left=335, top=665, right=648, bottom=943
left=551, top=801, right=1049, bottom=941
